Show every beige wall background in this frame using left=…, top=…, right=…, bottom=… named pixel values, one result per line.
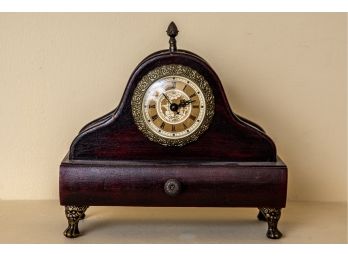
left=0, top=13, right=346, bottom=202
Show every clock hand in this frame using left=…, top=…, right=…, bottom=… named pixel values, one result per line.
left=174, top=100, right=196, bottom=115
left=185, top=99, right=196, bottom=104
left=163, top=93, right=172, bottom=104
left=178, top=99, right=196, bottom=108
left=163, top=93, right=182, bottom=113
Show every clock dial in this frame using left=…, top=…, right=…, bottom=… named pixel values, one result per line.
left=143, top=76, right=205, bottom=139
left=131, top=64, right=214, bottom=146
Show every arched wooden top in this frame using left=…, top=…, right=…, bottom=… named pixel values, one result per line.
left=69, top=49, right=277, bottom=162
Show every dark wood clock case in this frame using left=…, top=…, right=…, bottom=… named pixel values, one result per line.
left=59, top=22, right=287, bottom=239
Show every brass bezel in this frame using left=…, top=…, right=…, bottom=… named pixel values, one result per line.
left=131, top=64, right=215, bottom=146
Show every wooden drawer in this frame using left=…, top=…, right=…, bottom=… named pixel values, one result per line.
left=60, top=159, right=287, bottom=208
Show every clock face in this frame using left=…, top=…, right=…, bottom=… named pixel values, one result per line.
left=143, top=76, right=206, bottom=139
left=132, top=64, right=214, bottom=146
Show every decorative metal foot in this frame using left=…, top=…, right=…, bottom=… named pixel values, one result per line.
left=64, top=205, right=89, bottom=238
left=257, top=210, right=267, bottom=221
left=259, top=207, right=283, bottom=239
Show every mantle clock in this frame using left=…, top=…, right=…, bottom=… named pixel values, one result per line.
left=59, top=22, right=288, bottom=240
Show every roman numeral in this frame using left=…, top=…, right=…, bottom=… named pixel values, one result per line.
left=172, top=125, right=176, bottom=132
left=160, top=122, right=165, bottom=129
left=193, top=105, right=199, bottom=108
left=183, top=123, right=187, bottom=129
left=183, top=85, right=187, bottom=91
left=190, top=93, right=196, bottom=98
left=149, top=104, right=156, bottom=108
left=172, top=82, right=176, bottom=89
left=151, top=114, right=158, bottom=121
left=189, top=115, right=196, bottom=121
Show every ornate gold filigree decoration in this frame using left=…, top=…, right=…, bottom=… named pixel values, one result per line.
left=131, top=64, right=215, bottom=146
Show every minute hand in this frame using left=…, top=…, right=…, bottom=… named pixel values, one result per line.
left=163, top=93, right=172, bottom=104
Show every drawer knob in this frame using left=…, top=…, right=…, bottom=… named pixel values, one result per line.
left=164, top=179, right=181, bottom=196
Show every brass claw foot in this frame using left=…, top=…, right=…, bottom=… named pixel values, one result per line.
left=64, top=222, right=80, bottom=238
left=257, top=210, right=267, bottom=221
left=64, top=206, right=89, bottom=238
left=259, top=207, right=283, bottom=239
left=266, top=227, right=282, bottom=239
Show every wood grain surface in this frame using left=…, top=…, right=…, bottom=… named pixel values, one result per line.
left=69, top=50, right=277, bottom=162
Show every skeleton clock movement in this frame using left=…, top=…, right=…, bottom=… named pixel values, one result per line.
left=59, top=22, right=288, bottom=239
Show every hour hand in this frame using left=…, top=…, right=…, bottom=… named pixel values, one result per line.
left=179, top=99, right=195, bottom=107
left=185, top=99, right=195, bottom=104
